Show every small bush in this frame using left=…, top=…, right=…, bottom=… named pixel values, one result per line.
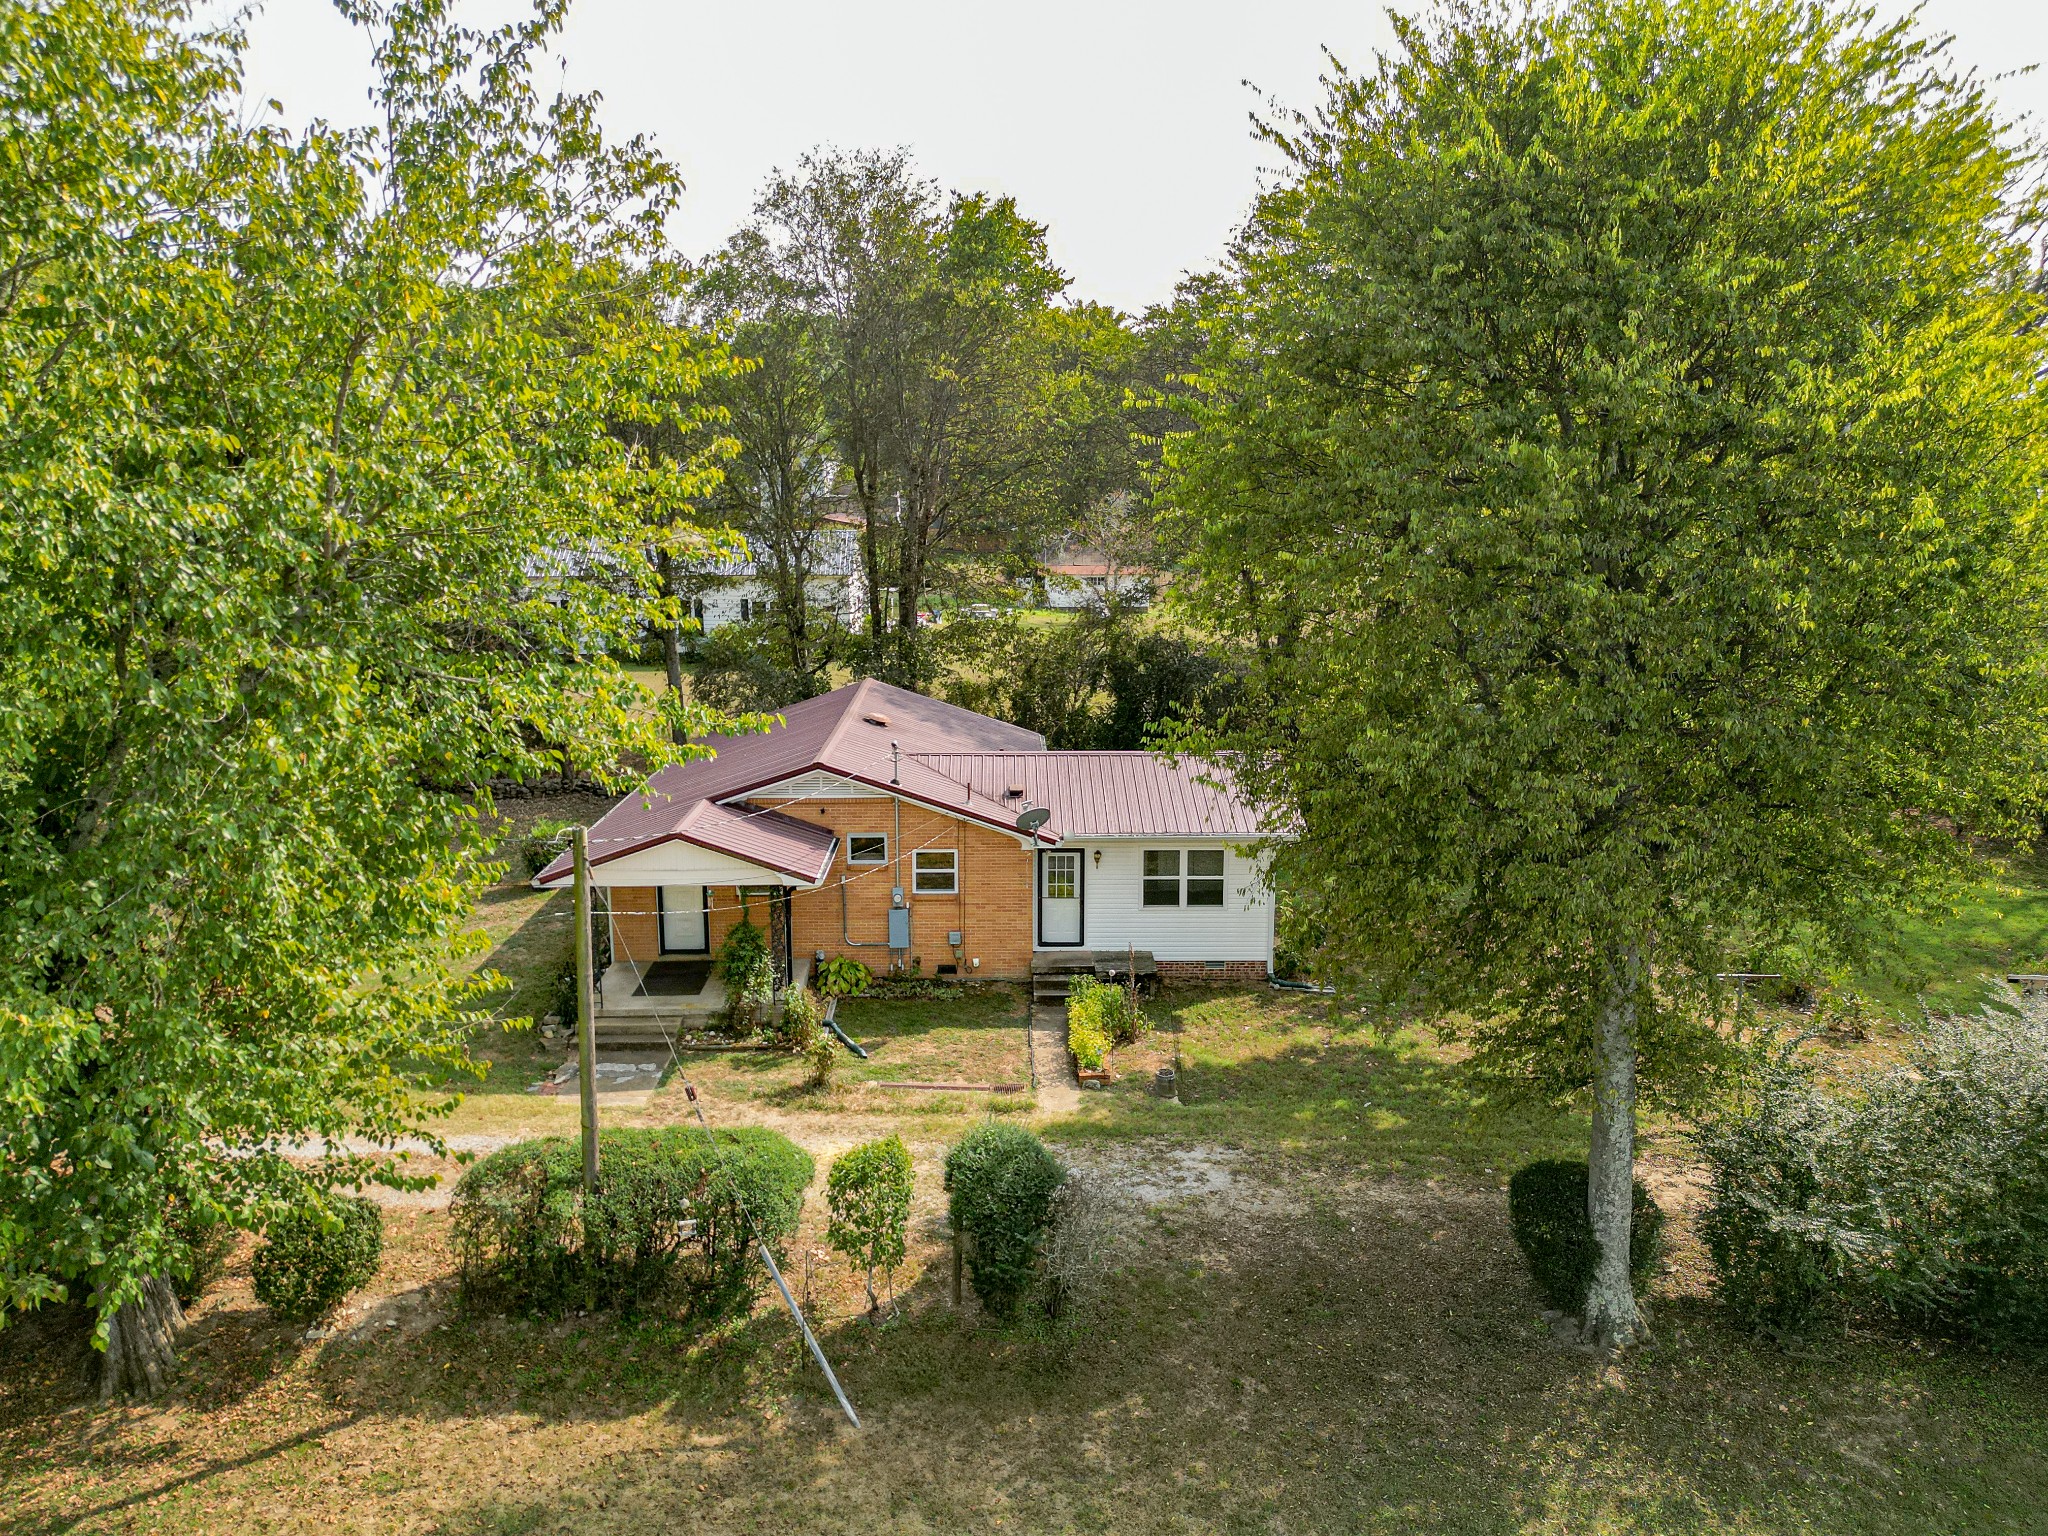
left=816, top=956, right=873, bottom=998
left=945, top=1122, right=1066, bottom=1320
left=547, top=958, right=578, bottom=1026
left=1065, top=976, right=1111, bottom=1072
left=519, top=818, right=578, bottom=878
left=771, top=986, right=824, bottom=1051
left=168, top=1195, right=236, bottom=1305
left=805, top=1033, right=842, bottom=1090
left=717, top=917, right=775, bottom=1037
left=451, top=1126, right=812, bottom=1318
left=1506, top=1159, right=1664, bottom=1316
left=1067, top=975, right=1144, bottom=1065
left=827, top=1136, right=914, bottom=1315
left=251, top=1195, right=384, bottom=1324
left=1036, top=1173, right=1112, bottom=1362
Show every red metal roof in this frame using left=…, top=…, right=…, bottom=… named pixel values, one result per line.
left=910, top=752, right=1265, bottom=840
left=531, top=680, right=1268, bottom=887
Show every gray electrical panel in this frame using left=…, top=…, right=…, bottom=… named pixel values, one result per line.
left=888, top=906, right=912, bottom=950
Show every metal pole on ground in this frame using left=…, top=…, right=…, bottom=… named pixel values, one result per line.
left=575, top=825, right=600, bottom=1192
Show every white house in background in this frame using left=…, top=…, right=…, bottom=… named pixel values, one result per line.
left=685, top=515, right=867, bottom=638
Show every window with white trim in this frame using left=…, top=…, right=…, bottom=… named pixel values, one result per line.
left=1143, top=848, right=1228, bottom=907
left=846, top=833, right=888, bottom=864
left=913, top=849, right=958, bottom=894
left=1142, top=849, right=1181, bottom=906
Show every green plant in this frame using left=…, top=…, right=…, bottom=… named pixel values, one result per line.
left=1066, top=974, right=1130, bottom=1070
left=547, top=959, right=578, bottom=1027
left=450, top=1127, right=811, bottom=1318
left=1087, top=973, right=1146, bottom=1045
left=518, top=818, right=578, bottom=878
left=168, top=1196, right=236, bottom=1306
left=1696, top=1012, right=2048, bottom=1347
left=1505, top=1160, right=1664, bottom=1317
left=944, top=1122, right=1066, bottom=1320
left=815, top=956, right=873, bottom=998
left=805, top=1033, right=842, bottom=1090
left=250, top=1196, right=384, bottom=1324
left=826, top=1136, right=914, bottom=1316
left=773, top=986, right=824, bottom=1051
left=716, top=917, right=775, bottom=1037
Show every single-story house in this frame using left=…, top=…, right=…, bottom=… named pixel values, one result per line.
left=533, top=679, right=1275, bottom=1025
left=683, top=515, right=867, bottom=637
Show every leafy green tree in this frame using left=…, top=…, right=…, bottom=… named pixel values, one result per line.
left=732, top=150, right=1071, bottom=685
left=1167, top=0, right=2048, bottom=1345
left=0, top=0, right=748, bottom=1392
left=826, top=1135, right=914, bottom=1317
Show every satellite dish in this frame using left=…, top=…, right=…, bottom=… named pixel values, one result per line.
left=1014, top=805, right=1051, bottom=835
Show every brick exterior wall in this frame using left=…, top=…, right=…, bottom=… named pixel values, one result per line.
left=754, top=797, right=1035, bottom=980
left=609, top=887, right=659, bottom=966
left=1156, top=959, right=1271, bottom=985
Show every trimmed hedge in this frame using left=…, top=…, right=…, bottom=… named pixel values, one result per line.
left=251, top=1195, right=384, bottom=1323
left=1506, top=1159, right=1664, bottom=1315
left=945, top=1123, right=1066, bottom=1319
left=451, top=1126, right=812, bottom=1318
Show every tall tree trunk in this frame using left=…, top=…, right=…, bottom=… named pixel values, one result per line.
left=99, top=1276, right=183, bottom=1401
left=1581, top=944, right=1646, bottom=1348
left=660, top=624, right=686, bottom=746
left=657, top=550, right=687, bottom=746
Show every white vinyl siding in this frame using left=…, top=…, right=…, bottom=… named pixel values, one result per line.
left=1041, top=842, right=1272, bottom=965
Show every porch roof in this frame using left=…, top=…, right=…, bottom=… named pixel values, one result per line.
left=532, top=799, right=838, bottom=888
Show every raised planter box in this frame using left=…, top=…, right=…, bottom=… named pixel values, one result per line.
left=1076, top=1066, right=1114, bottom=1086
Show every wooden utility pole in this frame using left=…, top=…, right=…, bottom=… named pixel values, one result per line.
left=574, top=825, right=600, bottom=1192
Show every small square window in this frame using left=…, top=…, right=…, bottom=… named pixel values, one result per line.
left=846, top=834, right=888, bottom=864
left=1143, top=849, right=1181, bottom=907
left=1186, top=849, right=1226, bottom=907
left=913, top=849, right=958, bottom=894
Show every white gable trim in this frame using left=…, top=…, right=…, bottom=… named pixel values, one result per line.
left=537, top=839, right=824, bottom=889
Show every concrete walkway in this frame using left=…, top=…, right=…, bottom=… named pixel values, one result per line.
left=1028, top=1002, right=1082, bottom=1114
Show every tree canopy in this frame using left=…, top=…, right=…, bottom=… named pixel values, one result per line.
left=1167, top=0, right=2048, bottom=1343
left=0, top=0, right=749, bottom=1382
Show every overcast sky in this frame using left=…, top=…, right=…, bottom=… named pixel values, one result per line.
left=235, top=0, right=2048, bottom=315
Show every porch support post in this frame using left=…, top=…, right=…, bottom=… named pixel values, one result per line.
left=575, top=826, right=600, bottom=1192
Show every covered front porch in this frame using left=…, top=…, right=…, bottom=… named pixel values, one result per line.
left=530, top=804, right=839, bottom=1045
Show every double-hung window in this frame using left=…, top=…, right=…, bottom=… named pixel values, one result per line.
left=1143, top=848, right=1228, bottom=907
left=913, top=849, right=958, bottom=894
left=846, top=833, right=888, bottom=864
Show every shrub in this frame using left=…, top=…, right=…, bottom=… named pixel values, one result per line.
left=827, top=1136, right=914, bottom=1316
left=1506, top=1159, right=1664, bottom=1316
left=945, top=1122, right=1066, bottom=1319
left=772, top=986, right=824, bottom=1051
left=717, top=917, right=775, bottom=1037
left=251, top=1195, right=384, bottom=1324
left=805, top=1033, right=842, bottom=1090
left=547, top=958, right=578, bottom=1026
left=1035, top=1173, right=1112, bottom=1362
left=450, top=1126, right=812, bottom=1318
left=1696, top=1012, right=2048, bottom=1346
left=518, top=818, right=578, bottom=878
left=168, top=1195, right=236, bottom=1305
left=1066, top=974, right=1138, bottom=1070
left=815, top=956, right=873, bottom=998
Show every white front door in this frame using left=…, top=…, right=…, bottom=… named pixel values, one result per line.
left=1041, top=851, right=1083, bottom=946
left=659, top=886, right=707, bottom=953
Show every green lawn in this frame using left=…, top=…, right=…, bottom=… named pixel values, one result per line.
left=1853, top=845, right=2048, bottom=1016
left=15, top=875, right=2048, bottom=1533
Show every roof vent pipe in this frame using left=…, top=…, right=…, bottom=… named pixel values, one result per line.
left=890, top=740, right=901, bottom=786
